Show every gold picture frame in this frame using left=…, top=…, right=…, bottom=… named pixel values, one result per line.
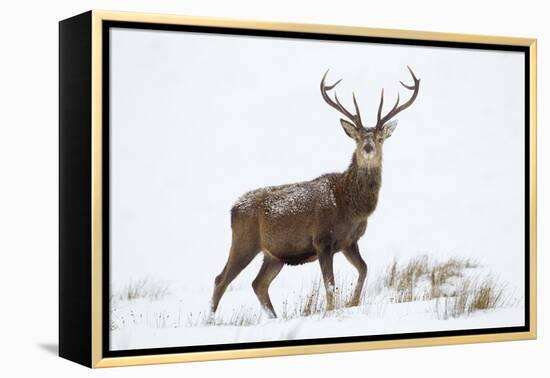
left=59, top=9, right=537, bottom=368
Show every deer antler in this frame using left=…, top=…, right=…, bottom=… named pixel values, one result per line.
left=321, top=70, right=364, bottom=130
left=376, top=66, right=420, bottom=129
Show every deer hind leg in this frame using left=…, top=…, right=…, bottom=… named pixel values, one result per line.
left=211, top=241, right=259, bottom=314
left=342, top=242, right=368, bottom=307
left=252, top=254, right=284, bottom=318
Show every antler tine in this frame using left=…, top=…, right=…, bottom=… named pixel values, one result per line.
left=377, top=66, right=420, bottom=128
left=376, top=88, right=384, bottom=128
left=377, top=91, right=401, bottom=130
left=320, top=69, right=363, bottom=129
left=406, top=65, right=418, bottom=81
left=400, top=81, right=416, bottom=90
left=334, top=92, right=352, bottom=119
left=352, top=92, right=363, bottom=127
left=324, top=76, right=342, bottom=91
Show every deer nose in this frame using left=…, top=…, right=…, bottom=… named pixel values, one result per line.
left=364, top=143, right=375, bottom=154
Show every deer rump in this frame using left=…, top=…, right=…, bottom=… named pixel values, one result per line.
left=230, top=173, right=368, bottom=266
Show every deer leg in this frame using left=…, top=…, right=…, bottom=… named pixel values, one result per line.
left=342, top=242, right=368, bottom=307
left=317, top=244, right=336, bottom=311
left=211, top=244, right=259, bottom=314
left=252, top=254, right=284, bottom=318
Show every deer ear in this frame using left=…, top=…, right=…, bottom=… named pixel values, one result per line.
left=340, top=119, right=359, bottom=140
left=382, top=120, right=398, bottom=139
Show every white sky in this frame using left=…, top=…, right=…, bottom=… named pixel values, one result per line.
left=109, top=28, right=525, bottom=300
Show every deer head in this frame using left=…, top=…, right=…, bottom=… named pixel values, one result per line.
left=321, top=66, right=420, bottom=167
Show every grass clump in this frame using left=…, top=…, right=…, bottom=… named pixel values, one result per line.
left=430, top=257, right=478, bottom=298
left=382, top=256, right=430, bottom=302
left=113, top=278, right=171, bottom=302
left=281, top=278, right=354, bottom=319
left=468, top=278, right=506, bottom=312
left=378, top=256, right=507, bottom=318
left=188, top=307, right=263, bottom=327
left=378, top=255, right=480, bottom=304
left=436, top=277, right=506, bottom=319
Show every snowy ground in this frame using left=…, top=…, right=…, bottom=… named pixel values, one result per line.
left=110, top=255, right=524, bottom=351
left=108, top=29, right=526, bottom=352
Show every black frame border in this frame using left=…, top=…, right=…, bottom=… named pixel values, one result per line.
left=101, top=20, right=531, bottom=359
left=59, top=11, right=93, bottom=367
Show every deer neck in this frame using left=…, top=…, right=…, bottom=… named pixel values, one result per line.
left=340, top=154, right=382, bottom=218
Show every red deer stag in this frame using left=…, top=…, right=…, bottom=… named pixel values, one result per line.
left=211, top=67, right=420, bottom=318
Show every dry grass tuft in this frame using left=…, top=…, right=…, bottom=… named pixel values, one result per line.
left=189, top=307, right=263, bottom=327
left=468, top=278, right=506, bottom=312
left=377, top=256, right=481, bottom=304
left=430, top=257, right=478, bottom=298
left=377, top=256, right=507, bottom=318
left=113, top=278, right=171, bottom=302
left=382, top=256, right=430, bottom=302
left=281, top=278, right=354, bottom=319
left=436, top=277, right=506, bottom=319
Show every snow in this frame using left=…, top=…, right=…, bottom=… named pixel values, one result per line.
left=112, top=307, right=524, bottom=351
left=110, top=259, right=524, bottom=351
left=110, top=280, right=524, bottom=351
left=234, top=175, right=337, bottom=217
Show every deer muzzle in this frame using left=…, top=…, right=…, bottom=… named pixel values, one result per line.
left=364, top=143, right=375, bottom=155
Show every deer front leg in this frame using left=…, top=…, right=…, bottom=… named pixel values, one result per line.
left=342, top=242, right=367, bottom=307
left=316, top=240, right=336, bottom=312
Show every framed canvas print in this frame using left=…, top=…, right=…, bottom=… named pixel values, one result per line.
left=59, top=10, right=537, bottom=368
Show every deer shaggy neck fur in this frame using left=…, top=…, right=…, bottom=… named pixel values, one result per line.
left=338, top=154, right=382, bottom=219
